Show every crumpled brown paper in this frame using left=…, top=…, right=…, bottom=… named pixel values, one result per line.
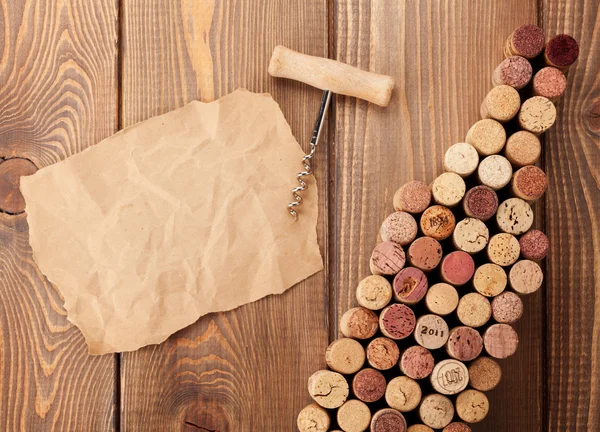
left=20, top=89, right=323, bottom=355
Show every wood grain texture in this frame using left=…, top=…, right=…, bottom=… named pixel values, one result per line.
left=119, top=1, right=329, bottom=430
left=333, top=1, right=543, bottom=431
left=543, top=1, right=600, bottom=430
left=0, top=0, right=118, bottom=430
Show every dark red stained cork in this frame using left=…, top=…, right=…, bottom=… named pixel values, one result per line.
left=463, top=186, right=499, bottom=221
left=519, top=229, right=550, bottom=260
left=513, top=166, right=548, bottom=201
left=380, top=303, right=417, bottom=340
left=545, top=34, right=580, bottom=68
left=352, top=368, right=387, bottom=403
left=371, top=408, right=407, bottom=432
left=511, top=25, right=545, bottom=58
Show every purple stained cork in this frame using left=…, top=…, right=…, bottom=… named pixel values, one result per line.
left=519, top=229, right=549, bottom=260
left=408, top=237, right=443, bottom=272
left=446, top=327, right=483, bottom=361
left=492, top=56, right=533, bottom=89
left=352, top=368, right=387, bottom=403
left=371, top=408, right=407, bottom=432
left=463, top=186, right=499, bottom=222
left=533, top=67, right=567, bottom=101
left=440, top=252, right=475, bottom=286
left=380, top=303, right=417, bottom=340
left=393, top=267, right=429, bottom=304
left=394, top=181, right=432, bottom=214
left=381, top=211, right=419, bottom=246
left=400, top=346, right=435, bottom=380
left=370, top=241, right=407, bottom=276
left=545, top=34, right=580, bottom=69
left=505, top=24, right=545, bottom=59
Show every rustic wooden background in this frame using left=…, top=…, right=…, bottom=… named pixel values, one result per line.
left=0, top=0, right=598, bottom=431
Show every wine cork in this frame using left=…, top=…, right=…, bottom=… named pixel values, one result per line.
left=544, top=34, right=580, bottom=69
left=492, top=55, right=532, bottom=89
left=431, top=172, right=466, bottom=207
left=473, top=263, right=507, bottom=297
left=444, top=143, right=479, bottom=177
left=462, top=186, right=499, bottom=221
left=480, top=85, right=520, bottom=123
left=504, top=24, right=545, bottom=59
left=366, top=337, right=401, bottom=370
left=394, top=181, right=432, bottom=214
left=425, top=283, right=459, bottom=316
left=518, top=96, right=556, bottom=135
left=356, top=275, right=393, bottom=310
left=419, top=394, right=454, bottom=429
left=504, top=131, right=541, bottom=167
left=414, top=314, right=449, bottom=350
left=511, top=166, right=548, bottom=201
left=381, top=212, right=418, bottom=246
left=456, top=390, right=489, bottom=423
left=452, top=218, right=489, bottom=254
left=496, top=198, right=534, bottom=235
left=341, top=307, right=379, bottom=340
left=446, top=327, right=483, bottom=361
left=370, top=241, right=407, bottom=276
left=440, top=251, right=475, bottom=286
left=297, top=403, right=331, bottom=432
left=519, top=229, right=549, bottom=260
left=408, top=237, right=443, bottom=272
left=487, top=233, right=521, bottom=267
left=430, top=359, right=469, bottom=395
left=420, top=205, right=456, bottom=241
left=456, top=293, right=492, bottom=328
left=477, top=155, right=513, bottom=190
left=371, top=409, right=407, bottom=432
left=483, top=324, right=519, bottom=359
left=326, top=338, right=366, bottom=374
left=465, top=119, right=506, bottom=156
left=379, top=304, right=416, bottom=340
left=400, top=346, right=435, bottom=379
left=443, top=423, right=472, bottom=432
left=337, top=399, right=372, bottom=432
left=407, top=426, right=433, bottom=432
left=509, top=259, right=544, bottom=294
left=308, top=370, right=349, bottom=408
left=393, top=267, right=429, bottom=305
left=352, top=368, right=387, bottom=403
left=533, top=67, right=567, bottom=102
left=468, top=356, right=502, bottom=392
left=385, top=376, right=422, bottom=412
left=492, top=291, right=524, bottom=324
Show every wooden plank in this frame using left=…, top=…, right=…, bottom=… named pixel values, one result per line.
left=119, top=0, right=329, bottom=430
left=0, top=0, right=118, bottom=430
left=543, top=1, right=600, bottom=430
left=333, top=1, right=543, bottom=431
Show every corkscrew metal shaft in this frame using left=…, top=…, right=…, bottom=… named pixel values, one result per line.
left=288, top=90, right=332, bottom=221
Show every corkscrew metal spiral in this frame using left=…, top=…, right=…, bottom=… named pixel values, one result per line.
left=288, top=90, right=332, bottom=221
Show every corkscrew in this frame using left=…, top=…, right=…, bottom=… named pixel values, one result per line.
left=268, top=46, right=395, bottom=221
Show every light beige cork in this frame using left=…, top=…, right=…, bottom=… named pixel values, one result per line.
left=431, top=172, right=466, bottom=207
left=430, top=359, right=469, bottom=395
left=492, top=291, right=524, bottom=324
left=356, top=275, right=393, bottom=310
left=407, top=425, right=434, bottom=432
left=465, top=119, right=507, bottom=156
left=444, top=143, right=480, bottom=177
left=509, top=259, right=544, bottom=294
left=337, top=399, right=371, bottom=432
left=414, top=314, right=450, bottom=350
left=326, top=338, right=366, bottom=375
left=496, top=198, right=534, bottom=235
left=308, top=370, right=349, bottom=409
left=297, top=403, right=331, bottom=432
left=518, top=96, right=557, bottom=135
left=456, top=293, right=492, bottom=328
left=425, top=283, right=459, bottom=316
left=366, top=337, right=401, bottom=370
left=483, top=324, right=519, bottom=359
left=452, top=218, right=490, bottom=254
left=504, top=131, right=541, bottom=167
left=419, top=394, right=455, bottom=429
left=487, top=233, right=521, bottom=267
left=340, top=307, right=379, bottom=339
left=385, top=376, right=422, bottom=412
left=480, top=85, right=521, bottom=123
left=468, top=357, right=502, bottom=392
left=456, top=390, right=490, bottom=423
left=473, top=263, right=507, bottom=297
left=477, top=155, right=513, bottom=190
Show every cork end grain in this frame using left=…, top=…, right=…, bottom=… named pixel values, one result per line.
left=481, top=85, right=521, bottom=123
left=372, top=409, right=408, bottom=432
left=487, top=233, right=521, bottom=267
left=507, top=24, right=545, bottom=58
left=496, top=198, right=534, bottom=235
left=519, top=229, right=549, bottom=260
left=419, top=394, right=455, bottom=429
left=400, top=346, right=435, bottom=380
left=533, top=67, right=567, bottom=100
left=408, top=237, right=443, bottom=271
left=385, top=376, right=422, bottom=412
left=356, top=275, right=393, bottom=310
left=518, top=96, right=556, bottom=135
left=456, top=390, right=490, bottom=423
left=431, top=172, right=466, bottom=207
left=394, top=181, right=432, bottom=214
left=297, top=403, right=331, bottom=432
left=381, top=212, right=418, bottom=246
left=415, top=314, right=450, bottom=350
left=456, top=293, right=492, bottom=328
left=341, top=307, right=380, bottom=339
left=473, top=263, right=507, bottom=297
left=478, top=155, right=513, bottom=191
left=468, top=356, right=502, bottom=392
left=420, top=205, right=456, bottom=241
left=545, top=34, right=579, bottom=68
left=425, top=283, right=459, bottom=316
left=512, top=166, right=548, bottom=201
left=443, top=423, right=472, bottom=432
left=441, top=251, right=475, bottom=286
left=465, top=119, right=506, bottom=156
left=492, top=291, right=524, bottom=324
left=308, top=370, right=349, bottom=409
left=484, top=324, right=519, bottom=359
left=407, top=425, right=434, bottom=432
left=380, top=304, right=416, bottom=340
left=370, top=241, right=407, bottom=276
left=463, top=186, right=499, bottom=221
left=446, top=327, right=483, bottom=361
left=326, top=338, right=366, bottom=375
left=353, top=368, right=387, bottom=403
left=393, top=267, right=429, bottom=304
left=337, top=399, right=372, bottom=432
left=431, top=359, right=469, bottom=395
left=493, top=55, right=532, bottom=89
left=504, top=131, right=541, bottom=167
left=509, top=259, right=544, bottom=294
left=444, top=143, right=479, bottom=177
left=367, top=337, right=401, bottom=370
left=452, top=218, right=490, bottom=254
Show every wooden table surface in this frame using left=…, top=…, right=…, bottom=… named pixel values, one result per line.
left=0, top=1, right=598, bottom=431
